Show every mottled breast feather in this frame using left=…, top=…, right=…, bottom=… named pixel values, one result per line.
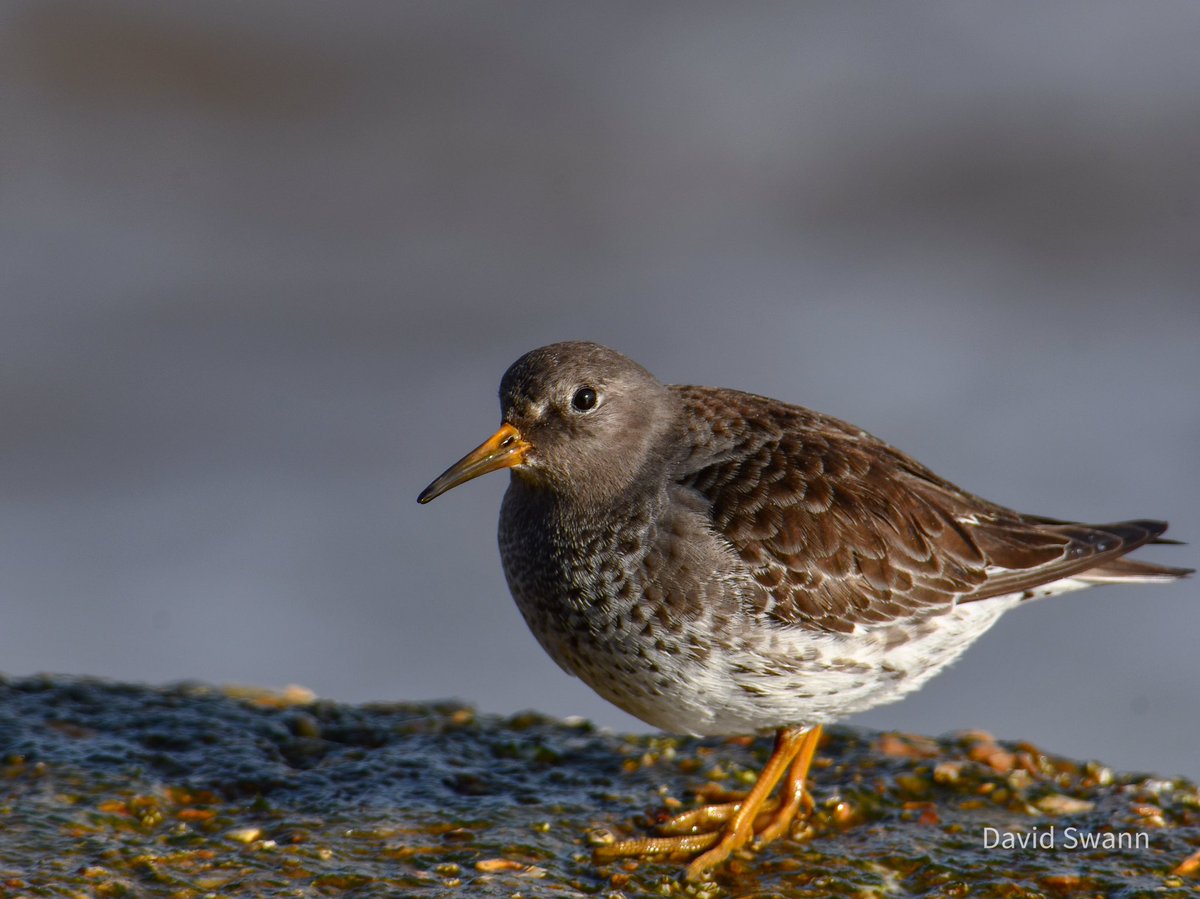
left=671, top=385, right=1174, bottom=634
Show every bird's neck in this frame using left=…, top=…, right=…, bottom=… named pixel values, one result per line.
left=509, top=467, right=668, bottom=536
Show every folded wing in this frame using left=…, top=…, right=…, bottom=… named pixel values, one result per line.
left=674, top=387, right=1191, bottom=634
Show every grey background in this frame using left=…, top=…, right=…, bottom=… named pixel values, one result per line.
left=3, top=2, right=1197, bottom=778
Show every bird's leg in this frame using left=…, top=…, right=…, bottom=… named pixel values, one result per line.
left=682, top=727, right=809, bottom=880
left=751, top=724, right=821, bottom=847
left=594, top=727, right=814, bottom=877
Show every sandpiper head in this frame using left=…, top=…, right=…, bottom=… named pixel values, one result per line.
left=418, top=341, right=677, bottom=505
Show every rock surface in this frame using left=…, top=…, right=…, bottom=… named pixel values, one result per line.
left=1, top=675, right=1197, bottom=897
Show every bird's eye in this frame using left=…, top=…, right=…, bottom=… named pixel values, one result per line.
left=571, top=386, right=598, bottom=412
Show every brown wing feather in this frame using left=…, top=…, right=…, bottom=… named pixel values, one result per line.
left=672, top=386, right=1189, bottom=633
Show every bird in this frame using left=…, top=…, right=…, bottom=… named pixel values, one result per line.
left=417, top=340, right=1190, bottom=880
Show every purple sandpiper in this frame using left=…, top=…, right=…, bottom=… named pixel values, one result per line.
left=419, top=341, right=1191, bottom=880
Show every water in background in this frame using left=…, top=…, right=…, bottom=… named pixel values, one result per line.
left=2, top=2, right=1197, bottom=777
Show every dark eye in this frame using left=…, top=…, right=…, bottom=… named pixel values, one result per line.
left=571, top=386, right=598, bottom=412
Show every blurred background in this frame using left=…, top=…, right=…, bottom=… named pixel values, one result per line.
left=2, top=2, right=1197, bottom=778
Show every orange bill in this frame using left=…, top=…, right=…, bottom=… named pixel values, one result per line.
left=418, top=423, right=530, bottom=503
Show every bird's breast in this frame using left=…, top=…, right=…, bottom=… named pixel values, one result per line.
left=497, top=481, right=751, bottom=681
left=498, top=483, right=653, bottom=646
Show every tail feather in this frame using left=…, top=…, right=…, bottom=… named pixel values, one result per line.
left=965, top=517, right=1191, bottom=603
left=1079, top=556, right=1194, bottom=585
left=1071, top=519, right=1192, bottom=584
left=1150, top=536, right=1186, bottom=546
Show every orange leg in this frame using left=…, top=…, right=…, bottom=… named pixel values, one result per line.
left=594, top=726, right=821, bottom=881
left=752, top=724, right=821, bottom=847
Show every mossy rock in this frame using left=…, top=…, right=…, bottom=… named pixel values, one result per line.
left=1, top=675, right=1197, bottom=897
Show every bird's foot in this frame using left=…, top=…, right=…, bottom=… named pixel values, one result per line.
left=594, top=790, right=811, bottom=876
left=654, top=782, right=815, bottom=835
left=594, top=726, right=822, bottom=881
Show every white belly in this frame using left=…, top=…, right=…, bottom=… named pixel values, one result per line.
left=584, top=593, right=1029, bottom=737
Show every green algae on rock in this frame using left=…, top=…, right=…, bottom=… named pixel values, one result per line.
left=1, top=675, right=1197, bottom=897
